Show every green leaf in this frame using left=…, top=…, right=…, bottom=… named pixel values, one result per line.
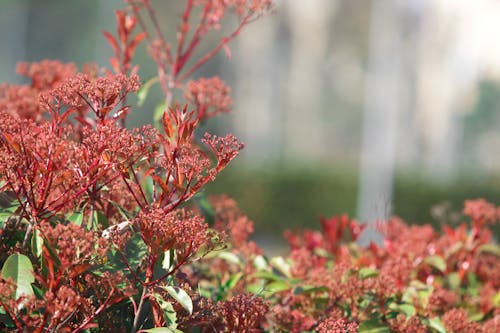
left=266, top=281, right=291, bottom=293
left=31, top=228, right=43, bottom=258
left=388, top=303, right=416, bottom=317
left=424, top=255, right=446, bottom=273
left=469, top=311, right=484, bottom=322
left=162, top=249, right=175, bottom=272
left=93, top=210, right=108, bottom=230
left=467, top=272, right=479, bottom=295
left=270, top=256, right=291, bottom=278
left=494, top=291, right=500, bottom=308
left=217, top=252, right=242, bottom=266
left=358, top=319, right=390, bottom=333
left=0, top=211, right=13, bottom=225
left=143, top=177, right=154, bottom=203
left=293, top=285, right=329, bottom=295
left=154, top=101, right=167, bottom=128
left=110, top=201, right=134, bottom=221
left=126, top=233, right=148, bottom=269
left=151, top=294, right=178, bottom=329
left=359, top=267, right=378, bottom=279
left=1, top=254, right=34, bottom=299
left=106, top=232, right=147, bottom=273
left=253, top=255, right=268, bottom=270
left=136, top=76, right=158, bottom=107
left=426, top=317, right=446, bottom=333
left=193, top=192, right=215, bottom=226
left=32, top=284, right=45, bottom=299
left=0, top=212, right=9, bottom=228
left=0, top=313, right=15, bottom=329
left=477, top=243, right=500, bottom=257
left=245, top=280, right=266, bottom=294
left=67, top=211, right=84, bottom=226
left=0, top=195, right=19, bottom=230
left=162, top=286, right=193, bottom=315
left=225, top=272, right=243, bottom=290
left=251, top=271, right=285, bottom=282
left=447, top=272, right=461, bottom=290
left=142, top=328, right=183, bottom=333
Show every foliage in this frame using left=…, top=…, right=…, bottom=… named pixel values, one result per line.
left=0, top=1, right=499, bottom=333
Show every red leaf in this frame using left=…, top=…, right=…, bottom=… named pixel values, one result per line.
left=151, top=174, right=170, bottom=194
left=103, top=31, right=120, bottom=57
left=127, top=31, right=147, bottom=57
left=223, top=44, right=232, bottom=59
left=109, top=57, right=121, bottom=73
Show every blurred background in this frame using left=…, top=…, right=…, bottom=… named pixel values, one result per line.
left=2, top=0, right=500, bottom=247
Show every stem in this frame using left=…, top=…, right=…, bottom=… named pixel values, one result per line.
left=143, top=0, right=166, bottom=45
left=178, top=15, right=251, bottom=82
left=130, top=166, right=149, bottom=205
left=131, top=283, right=149, bottom=333
left=174, top=0, right=208, bottom=76
left=0, top=298, right=24, bottom=332
left=121, top=174, right=145, bottom=210
left=144, top=246, right=190, bottom=287
left=71, top=287, right=115, bottom=333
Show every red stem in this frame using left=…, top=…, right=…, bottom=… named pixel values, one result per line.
left=177, top=0, right=194, bottom=58
left=71, top=286, right=116, bottom=333
left=179, top=15, right=251, bottom=82
left=174, top=0, right=209, bottom=76
left=0, top=298, right=24, bottom=332
left=145, top=244, right=192, bottom=286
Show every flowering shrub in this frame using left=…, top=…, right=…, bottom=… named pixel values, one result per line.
left=0, top=1, right=499, bottom=332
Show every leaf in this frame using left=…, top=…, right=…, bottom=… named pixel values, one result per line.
left=218, top=252, right=242, bottom=266
left=154, top=101, right=167, bottom=128
left=111, top=201, right=134, bottom=221
left=358, top=319, right=390, bottom=333
left=359, top=267, right=378, bottom=279
left=493, top=291, right=500, bottom=308
left=31, top=228, right=43, bottom=258
left=143, top=176, right=154, bottom=203
left=426, top=317, right=446, bottom=333
left=270, top=256, right=291, bottom=278
left=142, top=328, right=183, bottom=333
left=193, top=192, right=215, bottom=226
left=137, top=76, right=159, bottom=107
left=388, top=303, right=416, bottom=317
left=0, top=313, right=14, bottom=329
left=127, top=32, right=147, bottom=58
left=162, top=286, right=193, bottom=315
left=424, top=255, right=447, bottom=273
left=162, top=249, right=176, bottom=272
left=1, top=254, right=34, bottom=300
left=32, top=284, right=45, bottom=299
left=293, top=285, right=329, bottom=295
left=477, top=243, right=500, bottom=257
left=469, top=311, right=484, bottom=322
left=93, top=210, right=109, bottom=230
left=67, top=211, right=84, bottom=226
left=0, top=199, right=20, bottom=227
left=245, top=280, right=266, bottom=294
left=266, top=281, right=291, bottom=293
left=253, top=255, right=268, bottom=270
left=105, top=233, right=147, bottom=273
left=225, top=272, right=243, bottom=290
left=102, top=31, right=119, bottom=57
left=447, top=272, right=461, bottom=290
left=151, top=294, right=178, bottom=329
left=251, top=271, right=285, bottom=282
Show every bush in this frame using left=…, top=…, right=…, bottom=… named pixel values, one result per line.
left=0, top=1, right=498, bottom=332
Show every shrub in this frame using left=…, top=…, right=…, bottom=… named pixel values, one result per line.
left=0, top=1, right=499, bottom=332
